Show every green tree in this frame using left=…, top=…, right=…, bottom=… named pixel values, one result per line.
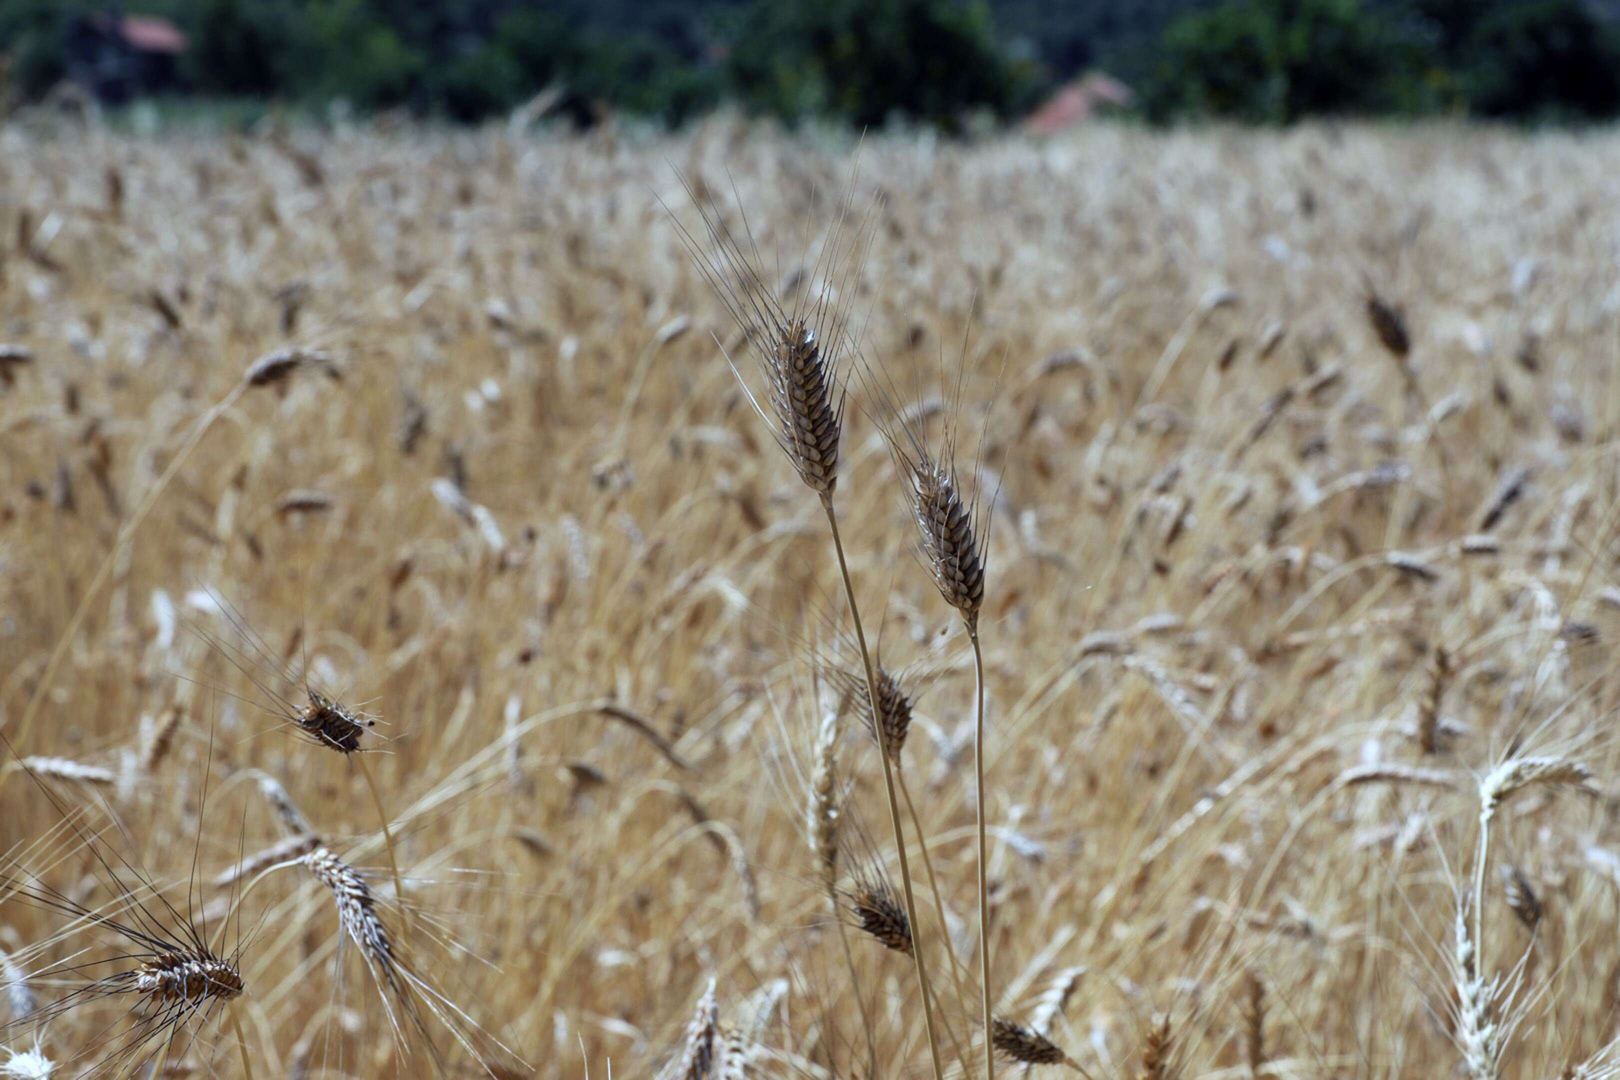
left=0, top=0, right=92, bottom=98
left=1140, top=0, right=1408, bottom=123
left=185, top=0, right=294, bottom=96
left=729, top=0, right=1036, bottom=129
left=1461, top=0, right=1620, bottom=119
left=302, top=0, right=424, bottom=109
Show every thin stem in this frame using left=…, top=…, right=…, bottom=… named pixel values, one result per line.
left=923, top=948, right=973, bottom=1079
left=833, top=898, right=880, bottom=1079
left=1472, top=806, right=1493, bottom=979
left=356, top=753, right=407, bottom=931
left=214, top=860, right=303, bottom=954
left=230, top=1003, right=256, bottom=1080
left=972, top=627, right=994, bottom=1080
left=824, top=496, right=945, bottom=1080
left=150, top=1031, right=173, bottom=1080
left=899, top=767, right=971, bottom=1010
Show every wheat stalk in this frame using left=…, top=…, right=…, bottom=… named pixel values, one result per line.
left=677, top=175, right=944, bottom=1080
left=845, top=875, right=914, bottom=955
left=1473, top=756, right=1592, bottom=972
left=880, top=421, right=993, bottom=1080
left=244, top=346, right=342, bottom=387
left=717, top=1023, right=753, bottom=1080
left=1501, top=865, right=1542, bottom=932
left=1338, top=763, right=1457, bottom=789
left=213, top=833, right=323, bottom=888
left=253, top=772, right=313, bottom=836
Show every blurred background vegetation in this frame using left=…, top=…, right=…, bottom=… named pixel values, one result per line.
left=3, top=0, right=1619, bottom=128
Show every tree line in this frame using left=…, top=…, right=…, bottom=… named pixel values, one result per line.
left=2, top=0, right=1618, bottom=127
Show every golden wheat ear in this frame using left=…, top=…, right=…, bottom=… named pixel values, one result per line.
left=0, top=746, right=251, bottom=1077
left=991, top=1016, right=1086, bottom=1072
left=666, top=159, right=880, bottom=504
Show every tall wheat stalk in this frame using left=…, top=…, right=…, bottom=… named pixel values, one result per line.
left=672, top=173, right=945, bottom=1079
left=874, top=394, right=993, bottom=1080
left=825, top=503, right=946, bottom=1078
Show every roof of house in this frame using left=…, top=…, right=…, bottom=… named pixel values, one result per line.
left=1023, top=73, right=1133, bottom=135
left=113, top=15, right=189, bottom=55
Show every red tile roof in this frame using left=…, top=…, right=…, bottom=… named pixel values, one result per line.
left=119, top=15, right=188, bottom=55
left=1023, top=74, right=1133, bottom=135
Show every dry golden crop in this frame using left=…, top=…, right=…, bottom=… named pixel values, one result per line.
left=2, top=112, right=1619, bottom=1078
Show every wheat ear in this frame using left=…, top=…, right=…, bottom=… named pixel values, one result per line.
left=1138, top=1015, right=1172, bottom=1080
left=1473, top=756, right=1591, bottom=970
left=809, top=701, right=877, bottom=1077
left=991, top=1017, right=1086, bottom=1073
left=841, top=659, right=972, bottom=1011
left=1241, top=972, right=1266, bottom=1079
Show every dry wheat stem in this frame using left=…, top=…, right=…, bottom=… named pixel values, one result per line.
left=972, top=627, right=994, bottom=1080
left=228, top=1003, right=255, bottom=1080
left=898, top=767, right=971, bottom=1013
left=1473, top=756, right=1592, bottom=972
left=356, top=753, right=409, bottom=933
left=809, top=708, right=840, bottom=892
left=887, top=421, right=993, bottom=1079
left=212, top=832, right=322, bottom=889
left=823, top=498, right=944, bottom=1080
left=139, top=708, right=182, bottom=774
left=833, top=906, right=878, bottom=1079
left=1501, top=865, right=1541, bottom=931
left=810, top=705, right=877, bottom=1077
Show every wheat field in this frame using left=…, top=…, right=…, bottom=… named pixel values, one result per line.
left=2, top=114, right=1619, bottom=1078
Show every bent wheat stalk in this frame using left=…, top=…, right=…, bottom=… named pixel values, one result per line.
left=355, top=754, right=408, bottom=929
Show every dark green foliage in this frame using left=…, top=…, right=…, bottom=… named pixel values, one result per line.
left=185, top=0, right=294, bottom=95
left=728, top=0, right=1038, bottom=128
left=1132, top=0, right=1414, bottom=122
left=1462, top=0, right=1620, bottom=119
left=0, top=0, right=92, bottom=98
left=1131, top=0, right=1620, bottom=123
left=1, top=0, right=1618, bottom=127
